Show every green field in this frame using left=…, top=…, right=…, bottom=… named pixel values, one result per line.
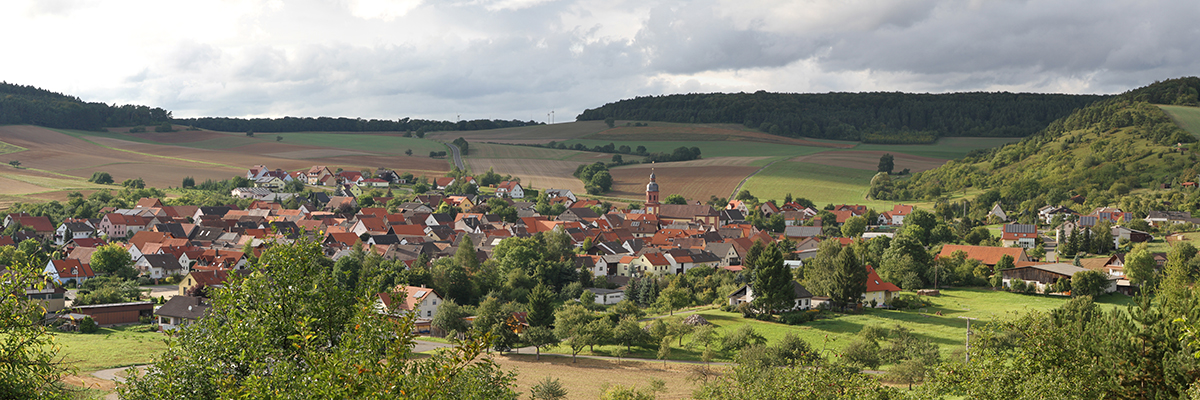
left=852, top=137, right=1022, bottom=159
left=740, top=161, right=884, bottom=207
left=1159, top=105, right=1200, bottom=138
left=468, top=143, right=598, bottom=160
left=55, top=325, right=168, bottom=373
left=541, top=288, right=1134, bottom=366
left=560, top=139, right=828, bottom=158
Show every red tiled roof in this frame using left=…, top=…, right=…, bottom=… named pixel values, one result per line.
left=865, top=265, right=900, bottom=293
left=938, top=244, right=1026, bottom=266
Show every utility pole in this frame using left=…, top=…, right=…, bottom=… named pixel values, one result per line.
left=958, top=316, right=977, bottom=363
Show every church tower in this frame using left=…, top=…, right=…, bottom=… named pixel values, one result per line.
left=645, top=169, right=660, bottom=214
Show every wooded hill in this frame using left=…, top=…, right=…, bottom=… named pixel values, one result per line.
left=878, top=77, right=1200, bottom=217
left=0, top=82, right=172, bottom=130
left=576, top=91, right=1106, bottom=143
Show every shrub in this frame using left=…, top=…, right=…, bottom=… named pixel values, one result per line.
left=79, top=316, right=99, bottom=334
left=779, top=310, right=817, bottom=325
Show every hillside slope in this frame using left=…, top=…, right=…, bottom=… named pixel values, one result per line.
left=577, top=91, right=1106, bottom=143
left=880, top=77, right=1200, bottom=215
left=0, top=82, right=171, bottom=130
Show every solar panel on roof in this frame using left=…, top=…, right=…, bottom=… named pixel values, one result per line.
left=414, top=290, right=426, bottom=298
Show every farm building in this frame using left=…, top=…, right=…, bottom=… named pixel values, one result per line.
left=1000, top=263, right=1118, bottom=293
left=70, top=302, right=155, bottom=326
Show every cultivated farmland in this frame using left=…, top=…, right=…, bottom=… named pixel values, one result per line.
left=425, top=120, right=612, bottom=143
left=609, top=164, right=758, bottom=202
left=791, top=150, right=946, bottom=173
left=467, top=158, right=587, bottom=193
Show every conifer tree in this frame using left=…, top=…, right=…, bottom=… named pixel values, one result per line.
left=527, top=283, right=555, bottom=327
left=751, top=244, right=793, bottom=313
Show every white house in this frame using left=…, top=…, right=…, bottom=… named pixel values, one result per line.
left=377, top=285, right=442, bottom=319
left=135, top=254, right=184, bottom=280
left=56, top=221, right=96, bottom=246
left=585, top=288, right=625, bottom=305
left=43, top=259, right=94, bottom=285
left=728, top=281, right=814, bottom=312
left=496, top=181, right=525, bottom=199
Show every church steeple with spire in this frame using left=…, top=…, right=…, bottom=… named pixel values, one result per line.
left=645, top=169, right=660, bottom=214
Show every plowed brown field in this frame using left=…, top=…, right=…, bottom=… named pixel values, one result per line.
left=609, top=164, right=756, bottom=202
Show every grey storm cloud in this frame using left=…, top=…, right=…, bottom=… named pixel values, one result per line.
left=68, top=0, right=1200, bottom=120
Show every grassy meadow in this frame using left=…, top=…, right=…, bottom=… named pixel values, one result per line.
left=55, top=325, right=168, bottom=373
left=1159, top=105, right=1200, bottom=137
left=539, top=288, right=1135, bottom=368
left=739, top=161, right=882, bottom=207
left=852, top=137, right=1022, bottom=159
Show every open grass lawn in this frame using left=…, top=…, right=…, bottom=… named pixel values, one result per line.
left=740, top=161, right=884, bottom=207
left=55, top=324, right=167, bottom=373
left=1159, top=105, right=1200, bottom=138
left=540, top=288, right=1135, bottom=368
left=560, top=139, right=828, bottom=158
left=426, top=121, right=613, bottom=142
left=851, top=137, right=1021, bottom=160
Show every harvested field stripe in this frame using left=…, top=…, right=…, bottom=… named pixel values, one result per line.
left=0, top=140, right=28, bottom=155
left=54, top=129, right=242, bottom=170
left=728, top=157, right=785, bottom=200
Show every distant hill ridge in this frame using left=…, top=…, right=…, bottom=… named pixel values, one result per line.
left=0, top=81, right=172, bottom=130
left=577, top=91, right=1108, bottom=143
left=876, top=76, right=1200, bottom=212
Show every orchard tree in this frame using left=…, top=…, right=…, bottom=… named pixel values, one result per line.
left=91, top=243, right=138, bottom=279
left=0, top=262, right=73, bottom=399
left=841, top=216, right=868, bottom=238
left=1125, top=243, right=1157, bottom=287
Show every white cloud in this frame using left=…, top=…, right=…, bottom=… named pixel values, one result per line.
left=0, top=0, right=1196, bottom=121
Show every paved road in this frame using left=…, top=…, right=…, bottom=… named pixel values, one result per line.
left=446, top=143, right=465, bottom=170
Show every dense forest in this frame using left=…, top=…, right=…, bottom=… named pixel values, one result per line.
left=878, top=77, right=1200, bottom=220
left=0, top=82, right=172, bottom=130
left=577, top=91, right=1107, bottom=143
left=173, top=116, right=541, bottom=134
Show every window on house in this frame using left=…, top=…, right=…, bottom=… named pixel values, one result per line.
left=427, top=310, right=432, bottom=317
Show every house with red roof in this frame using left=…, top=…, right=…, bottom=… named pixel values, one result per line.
left=435, top=177, right=456, bottom=189
left=99, top=213, right=155, bottom=239
left=44, top=259, right=94, bottom=285
left=863, top=265, right=901, bottom=306
left=496, top=181, right=524, bottom=198
left=376, top=285, right=442, bottom=319
left=938, top=244, right=1029, bottom=266
left=889, top=204, right=914, bottom=225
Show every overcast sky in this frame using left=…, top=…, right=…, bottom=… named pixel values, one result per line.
left=2, top=0, right=1197, bottom=121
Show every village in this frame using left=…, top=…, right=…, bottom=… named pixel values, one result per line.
left=7, top=159, right=1174, bottom=342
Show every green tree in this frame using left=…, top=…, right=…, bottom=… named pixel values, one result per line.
left=89, top=171, right=113, bottom=184
left=91, top=243, right=138, bottom=279
left=612, top=154, right=623, bottom=163
left=877, top=153, right=894, bottom=174
left=995, top=254, right=1015, bottom=271
left=181, top=176, right=195, bottom=188
left=656, top=277, right=691, bottom=315
left=554, top=304, right=594, bottom=362
left=664, top=194, right=687, bottom=205
left=0, top=262, right=73, bottom=399
left=526, top=283, right=555, bottom=327
left=530, top=376, right=568, bottom=400
left=520, top=326, right=558, bottom=361
left=8, top=160, right=20, bottom=168
left=613, top=316, right=648, bottom=350
left=1071, top=270, right=1109, bottom=298
left=751, top=243, right=792, bottom=314
left=432, top=298, right=471, bottom=335
left=120, top=238, right=518, bottom=399
left=841, top=216, right=868, bottom=238
left=604, top=117, right=615, bottom=128
left=1125, top=242, right=1157, bottom=286
left=829, top=245, right=868, bottom=310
